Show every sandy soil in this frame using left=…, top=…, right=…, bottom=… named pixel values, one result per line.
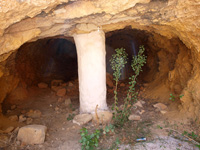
left=0, top=79, right=199, bottom=150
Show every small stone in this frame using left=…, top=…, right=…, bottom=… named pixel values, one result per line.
left=64, top=98, right=71, bottom=106
left=9, top=115, right=18, bottom=121
left=68, top=82, right=73, bottom=87
left=19, top=115, right=26, bottom=123
left=26, top=110, right=41, bottom=118
left=128, top=114, right=141, bottom=121
left=17, top=125, right=47, bottom=145
left=7, top=110, right=11, bottom=113
left=56, top=88, right=66, bottom=97
left=57, top=97, right=63, bottom=103
left=140, top=100, right=145, bottom=104
left=160, top=110, right=167, bottom=114
left=4, top=126, right=14, bottom=133
left=133, top=101, right=143, bottom=108
left=120, top=83, right=125, bottom=87
left=11, top=105, right=16, bottom=110
left=139, top=110, right=145, bottom=115
left=73, top=114, right=92, bottom=126
left=153, top=103, right=167, bottom=111
left=38, top=82, right=48, bottom=89
left=92, top=111, right=113, bottom=124
left=26, top=118, right=33, bottom=125
left=55, top=106, right=59, bottom=111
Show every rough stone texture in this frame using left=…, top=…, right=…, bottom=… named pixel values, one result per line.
left=17, top=125, right=47, bottom=145
left=72, top=114, right=92, bottom=126
left=92, top=111, right=113, bottom=124
left=153, top=103, right=168, bottom=111
left=0, top=0, right=199, bottom=119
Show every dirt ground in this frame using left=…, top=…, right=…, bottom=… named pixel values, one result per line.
left=0, top=79, right=200, bottom=150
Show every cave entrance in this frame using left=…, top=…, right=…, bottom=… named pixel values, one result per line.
left=105, top=28, right=192, bottom=109
left=2, top=36, right=80, bottom=115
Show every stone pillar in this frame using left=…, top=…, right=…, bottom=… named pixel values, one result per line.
left=74, top=30, right=108, bottom=113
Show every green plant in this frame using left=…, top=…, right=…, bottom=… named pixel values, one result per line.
left=169, top=94, right=184, bottom=101
left=169, top=93, right=175, bottom=101
left=182, top=131, right=198, bottom=140
left=80, top=128, right=101, bottom=150
left=110, top=46, right=146, bottom=127
left=103, top=124, right=115, bottom=135
left=67, top=113, right=75, bottom=121
left=157, top=125, right=163, bottom=129
left=110, top=47, right=128, bottom=118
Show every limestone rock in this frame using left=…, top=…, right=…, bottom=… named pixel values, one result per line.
left=133, top=101, right=143, bottom=108
left=160, top=110, right=167, bottom=114
left=73, top=114, right=92, bottom=126
left=19, top=115, right=26, bottom=123
left=56, top=88, right=66, bottom=97
left=26, top=110, right=42, bottom=118
left=153, top=103, right=167, bottom=111
left=38, top=82, right=48, bottom=89
left=128, top=114, right=141, bottom=121
left=17, top=125, right=47, bottom=145
left=92, top=111, right=113, bottom=124
left=68, top=82, right=73, bottom=87
left=139, top=110, right=145, bottom=115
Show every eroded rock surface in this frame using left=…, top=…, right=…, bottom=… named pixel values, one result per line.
left=0, top=0, right=200, bottom=120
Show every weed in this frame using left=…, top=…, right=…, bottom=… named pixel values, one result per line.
left=110, top=46, right=146, bottom=127
left=157, top=125, right=163, bottom=129
left=67, top=113, right=75, bottom=121
left=103, top=124, right=115, bottom=135
left=182, top=131, right=198, bottom=140
left=169, top=93, right=175, bottom=101
left=80, top=128, right=101, bottom=150
left=169, top=93, right=184, bottom=101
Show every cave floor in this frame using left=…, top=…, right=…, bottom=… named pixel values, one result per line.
left=0, top=79, right=199, bottom=150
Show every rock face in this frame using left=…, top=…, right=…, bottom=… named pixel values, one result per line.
left=0, top=0, right=200, bottom=120
left=92, top=111, right=113, bottom=124
left=73, top=114, right=93, bottom=126
left=17, top=125, right=47, bottom=145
